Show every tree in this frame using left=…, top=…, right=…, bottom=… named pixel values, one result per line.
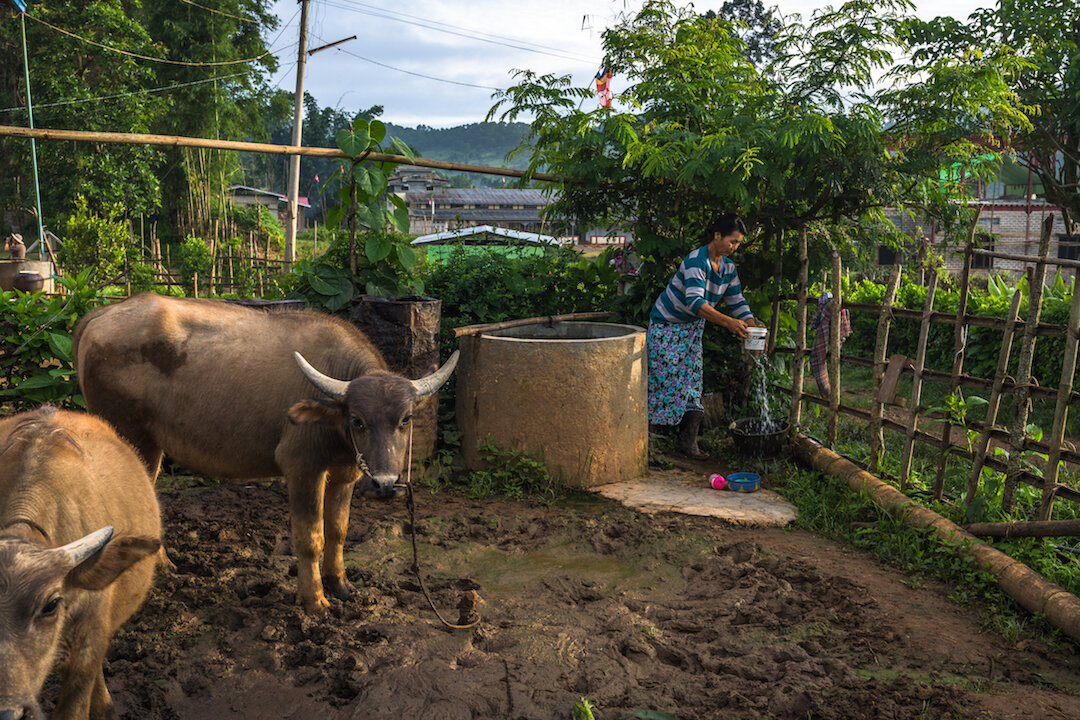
left=136, top=0, right=279, bottom=241
left=903, top=0, right=1080, bottom=231
left=705, top=0, right=783, bottom=67
left=0, top=2, right=166, bottom=238
left=488, top=0, right=1031, bottom=400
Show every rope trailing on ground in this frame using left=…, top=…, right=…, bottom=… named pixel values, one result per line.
left=399, top=426, right=481, bottom=630
left=792, top=434, right=1080, bottom=644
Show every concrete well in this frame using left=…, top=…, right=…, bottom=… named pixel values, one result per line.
left=457, top=321, right=647, bottom=488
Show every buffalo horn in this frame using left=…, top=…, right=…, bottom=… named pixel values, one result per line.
left=411, top=350, right=460, bottom=398
left=59, top=526, right=114, bottom=567
left=294, top=352, right=349, bottom=399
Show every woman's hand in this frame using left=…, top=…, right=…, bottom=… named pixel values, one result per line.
left=723, top=315, right=750, bottom=338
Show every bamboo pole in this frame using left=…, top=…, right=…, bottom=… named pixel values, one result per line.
left=835, top=300, right=1066, bottom=338
left=869, top=264, right=902, bottom=473
left=793, top=435, right=1080, bottom=645
left=1003, top=215, right=1054, bottom=515
left=789, top=226, right=809, bottom=438
left=965, top=518, right=1080, bottom=539
left=933, top=237, right=975, bottom=501
left=1037, top=270, right=1080, bottom=520
left=899, top=271, right=938, bottom=489
left=827, top=250, right=842, bottom=448
left=0, top=125, right=559, bottom=182
left=964, top=289, right=1024, bottom=507
left=454, top=312, right=616, bottom=338
left=768, top=229, right=781, bottom=355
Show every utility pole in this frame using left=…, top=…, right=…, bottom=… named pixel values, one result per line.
left=284, top=0, right=310, bottom=271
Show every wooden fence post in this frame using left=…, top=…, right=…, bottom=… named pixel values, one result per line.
left=869, top=264, right=902, bottom=473
left=1037, top=269, right=1080, bottom=520
left=899, top=271, right=938, bottom=489
left=827, top=250, right=842, bottom=448
left=1003, top=215, right=1054, bottom=514
left=933, top=237, right=975, bottom=500
left=964, top=289, right=1024, bottom=507
left=789, top=226, right=809, bottom=437
left=766, top=229, right=781, bottom=354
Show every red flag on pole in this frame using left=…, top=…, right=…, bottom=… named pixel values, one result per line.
left=595, top=67, right=612, bottom=108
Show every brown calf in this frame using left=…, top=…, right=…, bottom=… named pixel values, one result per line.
left=0, top=407, right=161, bottom=720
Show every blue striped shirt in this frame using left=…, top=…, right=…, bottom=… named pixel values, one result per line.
left=650, top=246, right=754, bottom=323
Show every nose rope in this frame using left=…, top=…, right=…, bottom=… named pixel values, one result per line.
left=348, top=425, right=370, bottom=476
left=399, top=423, right=482, bottom=631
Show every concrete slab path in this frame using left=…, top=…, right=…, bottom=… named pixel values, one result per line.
left=591, top=466, right=798, bottom=527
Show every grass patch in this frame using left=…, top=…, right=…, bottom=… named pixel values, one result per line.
left=776, top=457, right=1069, bottom=646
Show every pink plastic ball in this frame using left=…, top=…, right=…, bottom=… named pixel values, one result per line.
left=710, top=473, right=726, bottom=490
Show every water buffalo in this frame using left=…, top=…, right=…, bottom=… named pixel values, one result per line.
left=73, top=293, right=458, bottom=614
left=0, top=406, right=161, bottom=720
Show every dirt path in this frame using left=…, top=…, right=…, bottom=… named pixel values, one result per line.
left=49, top=480, right=1080, bottom=720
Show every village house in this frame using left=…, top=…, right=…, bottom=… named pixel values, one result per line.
left=388, top=166, right=633, bottom=246
left=228, top=185, right=311, bottom=228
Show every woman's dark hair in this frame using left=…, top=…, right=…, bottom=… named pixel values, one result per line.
left=703, top=214, right=747, bottom=244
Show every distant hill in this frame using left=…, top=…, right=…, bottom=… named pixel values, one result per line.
left=383, top=122, right=536, bottom=186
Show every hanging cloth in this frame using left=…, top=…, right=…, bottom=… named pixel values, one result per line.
left=809, top=291, right=851, bottom=395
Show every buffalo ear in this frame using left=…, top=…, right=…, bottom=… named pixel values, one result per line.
left=66, top=536, right=161, bottom=591
left=288, top=399, right=347, bottom=425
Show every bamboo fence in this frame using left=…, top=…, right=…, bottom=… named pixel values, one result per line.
left=783, top=214, right=1080, bottom=519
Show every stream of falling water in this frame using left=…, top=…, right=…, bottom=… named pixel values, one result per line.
left=749, top=351, right=776, bottom=427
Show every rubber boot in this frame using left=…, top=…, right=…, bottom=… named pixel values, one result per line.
left=675, top=410, right=710, bottom=460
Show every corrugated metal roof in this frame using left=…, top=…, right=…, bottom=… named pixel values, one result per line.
left=412, top=225, right=559, bottom=245
left=405, top=188, right=553, bottom=205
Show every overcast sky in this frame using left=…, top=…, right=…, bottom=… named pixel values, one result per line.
left=266, top=0, right=990, bottom=129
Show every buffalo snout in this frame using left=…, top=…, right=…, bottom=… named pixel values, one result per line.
left=361, top=472, right=405, bottom=498
left=0, top=703, right=32, bottom=720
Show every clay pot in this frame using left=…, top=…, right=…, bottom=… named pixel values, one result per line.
left=12, top=271, right=44, bottom=293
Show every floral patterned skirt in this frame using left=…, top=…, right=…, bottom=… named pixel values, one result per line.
left=647, top=319, right=705, bottom=426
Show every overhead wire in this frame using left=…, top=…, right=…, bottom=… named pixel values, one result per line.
left=319, top=0, right=600, bottom=65
left=308, top=30, right=501, bottom=91
left=179, top=0, right=259, bottom=24
left=3, top=7, right=301, bottom=116
left=0, top=72, right=250, bottom=114
left=25, top=13, right=275, bottom=66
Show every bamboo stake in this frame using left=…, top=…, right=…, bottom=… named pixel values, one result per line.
left=1037, top=269, right=1080, bottom=520
left=899, top=271, right=938, bottom=489
left=964, top=289, right=1024, bottom=507
left=965, top=518, right=1080, bottom=539
left=789, top=226, right=809, bottom=438
left=1003, top=215, right=1054, bottom=515
left=827, top=250, right=842, bottom=448
left=869, top=264, right=902, bottom=473
left=768, top=229, right=781, bottom=355
left=933, top=237, right=975, bottom=501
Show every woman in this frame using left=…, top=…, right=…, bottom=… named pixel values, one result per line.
left=647, top=214, right=758, bottom=459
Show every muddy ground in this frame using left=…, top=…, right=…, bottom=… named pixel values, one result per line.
left=48, top=473, right=1080, bottom=720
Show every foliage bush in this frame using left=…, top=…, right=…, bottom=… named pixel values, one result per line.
left=282, top=229, right=424, bottom=314
left=175, top=235, right=213, bottom=297
left=842, top=269, right=1077, bottom=390
left=231, top=203, right=285, bottom=252
left=422, top=244, right=619, bottom=350
left=58, top=196, right=130, bottom=286
left=0, top=270, right=97, bottom=411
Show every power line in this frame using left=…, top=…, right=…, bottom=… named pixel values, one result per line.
left=0, top=72, right=250, bottom=114
left=319, top=0, right=601, bottom=65
left=26, top=13, right=274, bottom=66
left=309, top=31, right=501, bottom=91
left=179, top=0, right=259, bottom=24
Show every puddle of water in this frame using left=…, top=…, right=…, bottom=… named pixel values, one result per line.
left=347, top=530, right=690, bottom=598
